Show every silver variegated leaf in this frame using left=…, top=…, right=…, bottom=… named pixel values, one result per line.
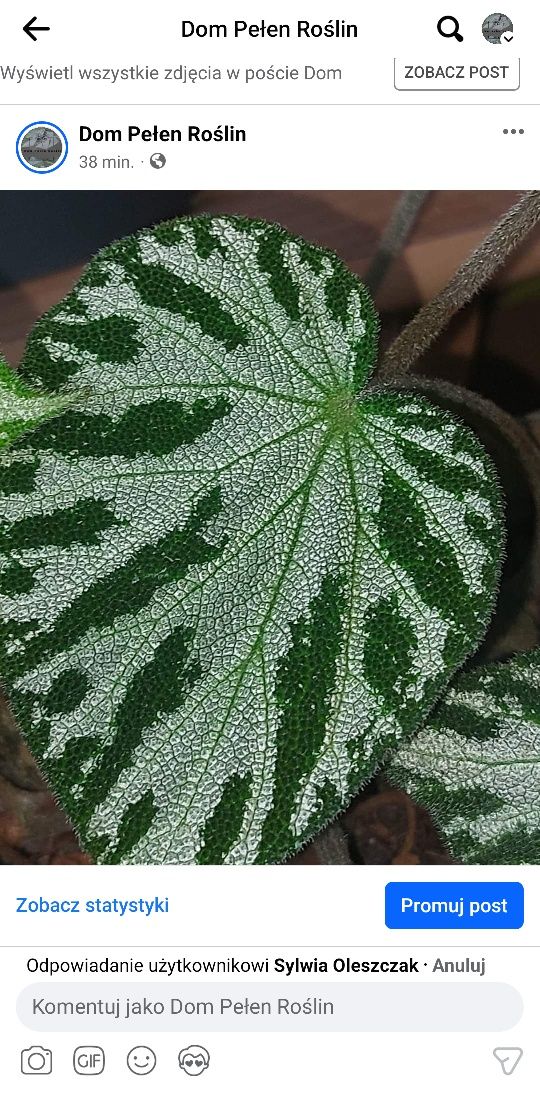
left=0, top=216, right=503, bottom=863
left=387, top=650, right=540, bottom=864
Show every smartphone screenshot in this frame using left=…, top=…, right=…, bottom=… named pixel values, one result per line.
left=0, top=0, right=538, bottom=1088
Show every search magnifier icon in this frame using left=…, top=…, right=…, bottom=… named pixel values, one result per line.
left=437, top=15, right=464, bottom=41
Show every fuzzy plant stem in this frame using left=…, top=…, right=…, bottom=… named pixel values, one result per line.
left=365, top=190, right=431, bottom=296
left=313, top=821, right=353, bottom=864
left=378, top=190, right=540, bottom=381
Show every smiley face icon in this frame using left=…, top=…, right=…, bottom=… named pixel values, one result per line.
left=126, top=1046, right=156, bottom=1075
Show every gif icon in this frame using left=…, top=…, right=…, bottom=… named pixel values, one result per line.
left=73, top=1046, right=105, bottom=1075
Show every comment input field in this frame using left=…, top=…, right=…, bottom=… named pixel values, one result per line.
left=17, top=982, right=523, bottom=1032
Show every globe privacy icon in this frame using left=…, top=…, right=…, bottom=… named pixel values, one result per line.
left=493, top=1047, right=523, bottom=1075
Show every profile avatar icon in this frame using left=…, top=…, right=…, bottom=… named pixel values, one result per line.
left=178, top=1045, right=210, bottom=1076
left=482, top=12, right=514, bottom=43
left=16, top=122, right=68, bottom=173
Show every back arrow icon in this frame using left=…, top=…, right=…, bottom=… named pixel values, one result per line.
left=23, top=16, right=51, bottom=41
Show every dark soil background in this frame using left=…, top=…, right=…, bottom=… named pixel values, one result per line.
left=1, top=189, right=539, bottom=866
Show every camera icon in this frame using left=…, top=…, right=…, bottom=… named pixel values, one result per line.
left=21, top=1046, right=53, bottom=1075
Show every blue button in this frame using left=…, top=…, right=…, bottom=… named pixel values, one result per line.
left=385, top=882, right=524, bottom=929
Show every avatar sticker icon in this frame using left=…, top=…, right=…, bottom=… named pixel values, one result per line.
left=16, top=122, right=68, bottom=173
left=178, top=1045, right=210, bottom=1076
left=126, top=1046, right=157, bottom=1075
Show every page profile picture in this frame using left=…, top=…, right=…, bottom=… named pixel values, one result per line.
left=16, top=121, right=68, bottom=173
